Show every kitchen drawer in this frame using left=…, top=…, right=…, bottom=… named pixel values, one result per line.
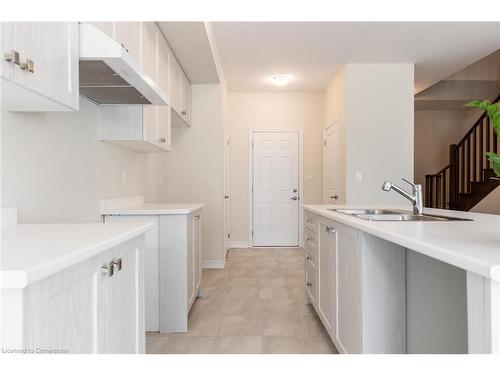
left=305, top=228, right=317, bottom=265
left=305, top=213, right=318, bottom=234
left=305, top=259, right=317, bottom=306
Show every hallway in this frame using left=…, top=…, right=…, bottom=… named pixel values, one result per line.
left=146, top=248, right=338, bottom=354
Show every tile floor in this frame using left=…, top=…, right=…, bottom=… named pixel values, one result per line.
left=146, top=247, right=338, bottom=354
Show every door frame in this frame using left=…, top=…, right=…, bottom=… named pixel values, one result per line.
left=223, top=125, right=230, bottom=258
left=248, top=128, right=304, bottom=248
left=323, top=121, right=340, bottom=203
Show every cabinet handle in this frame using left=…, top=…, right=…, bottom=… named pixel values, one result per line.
left=20, top=59, right=34, bottom=73
left=101, top=261, right=115, bottom=277
left=330, top=195, right=339, bottom=200
left=306, top=282, right=312, bottom=287
left=121, top=43, right=129, bottom=53
left=194, top=215, right=200, bottom=220
left=4, top=49, right=20, bottom=65
left=306, top=256, right=312, bottom=261
left=159, top=137, right=166, bottom=143
left=113, top=258, right=123, bottom=272
left=181, top=110, right=187, bottom=116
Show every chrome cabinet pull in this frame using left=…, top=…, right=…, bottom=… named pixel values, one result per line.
left=101, top=261, right=115, bottom=277
left=306, top=255, right=312, bottom=261
left=159, top=137, right=166, bottom=143
left=330, top=194, right=339, bottom=200
left=194, top=215, right=200, bottom=220
left=181, top=110, right=187, bottom=116
left=291, top=196, right=298, bottom=201
left=20, top=59, right=34, bottom=73
left=113, top=258, right=122, bottom=272
left=306, top=282, right=312, bottom=287
left=4, top=49, right=20, bottom=65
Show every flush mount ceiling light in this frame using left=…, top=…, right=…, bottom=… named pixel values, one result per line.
left=271, top=74, right=293, bottom=86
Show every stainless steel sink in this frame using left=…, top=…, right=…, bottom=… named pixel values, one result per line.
left=329, top=208, right=472, bottom=222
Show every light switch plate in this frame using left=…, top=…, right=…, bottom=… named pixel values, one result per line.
left=355, top=172, right=363, bottom=181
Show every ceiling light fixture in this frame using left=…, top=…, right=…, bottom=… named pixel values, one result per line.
left=271, top=74, right=293, bottom=86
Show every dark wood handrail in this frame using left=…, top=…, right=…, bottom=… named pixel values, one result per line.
left=424, top=93, right=500, bottom=210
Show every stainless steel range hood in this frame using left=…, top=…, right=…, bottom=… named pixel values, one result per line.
left=79, top=23, right=168, bottom=105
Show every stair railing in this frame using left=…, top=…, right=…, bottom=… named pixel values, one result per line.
left=425, top=94, right=500, bottom=209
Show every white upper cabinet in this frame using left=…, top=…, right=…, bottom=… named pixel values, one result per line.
left=168, top=54, right=181, bottom=114
left=114, top=22, right=142, bottom=64
left=141, top=22, right=158, bottom=83
left=89, top=22, right=115, bottom=39
left=1, top=22, right=79, bottom=111
left=180, top=71, right=191, bottom=125
left=157, top=33, right=170, bottom=98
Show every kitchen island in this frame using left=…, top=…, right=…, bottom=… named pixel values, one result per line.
left=303, top=204, right=500, bottom=354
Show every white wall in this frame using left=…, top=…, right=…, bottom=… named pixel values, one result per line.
left=227, top=92, right=325, bottom=244
left=344, top=64, right=414, bottom=205
left=1, top=98, right=150, bottom=223
left=161, top=84, right=225, bottom=265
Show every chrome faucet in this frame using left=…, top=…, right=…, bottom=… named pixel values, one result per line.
left=381, top=178, right=423, bottom=215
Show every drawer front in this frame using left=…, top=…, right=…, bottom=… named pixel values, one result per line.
left=304, top=228, right=317, bottom=265
left=305, top=212, right=318, bottom=234
left=305, top=259, right=317, bottom=306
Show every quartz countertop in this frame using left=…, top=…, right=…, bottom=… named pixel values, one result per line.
left=101, top=203, right=205, bottom=215
left=1, top=222, right=153, bottom=289
left=304, top=204, right=500, bottom=281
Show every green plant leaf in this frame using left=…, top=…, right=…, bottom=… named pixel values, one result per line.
left=464, top=100, right=481, bottom=108
left=479, top=100, right=491, bottom=110
left=493, top=113, right=500, bottom=134
left=486, top=152, right=500, bottom=176
left=487, top=103, right=499, bottom=118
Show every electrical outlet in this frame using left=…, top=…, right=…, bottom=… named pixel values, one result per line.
left=355, top=172, right=363, bottom=182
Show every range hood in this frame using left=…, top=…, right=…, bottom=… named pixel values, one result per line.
left=79, top=23, right=168, bottom=105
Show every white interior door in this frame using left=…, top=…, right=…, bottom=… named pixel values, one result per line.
left=324, top=122, right=340, bottom=203
left=253, top=131, right=299, bottom=247
left=223, top=127, right=231, bottom=257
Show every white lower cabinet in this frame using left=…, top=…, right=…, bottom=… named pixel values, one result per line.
left=4, top=235, right=145, bottom=354
left=305, top=211, right=406, bottom=354
left=104, top=209, right=202, bottom=333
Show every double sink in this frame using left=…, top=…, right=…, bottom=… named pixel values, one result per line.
left=329, top=208, right=472, bottom=221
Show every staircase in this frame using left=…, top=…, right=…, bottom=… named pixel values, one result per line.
left=424, top=94, right=500, bottom=211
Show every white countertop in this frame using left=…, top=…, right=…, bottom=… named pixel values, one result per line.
left=304, top=204, right=500, bottom=281
left=1, top=222, right=153, bottom=289
left=101, top=203, right=205, bottom=215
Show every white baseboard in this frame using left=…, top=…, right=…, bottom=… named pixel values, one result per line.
left=202, top=260, right=226, bottom=269
left=230, top=241, right=250, bottom=249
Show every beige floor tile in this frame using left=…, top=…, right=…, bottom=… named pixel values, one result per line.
left=146, top=336, right=170, bottom=354
left=230, top=268, right=257, bottom=278
left=185, top=315, right=220, bottom=336
left=261, top=315, right=309, bottom=336
left=229, top=261, right=257, bottom=269
left=290, top=286, right=307, bottom=301
left=256, top=268, right=286, bottom=278
left=285, top=268, right=305, bottom=277
left=259, top=261, right=280, bottom=269
left=258, top=287, right=292, bottom=300
left=300, top=314, right=327, bottom=336
left=260, top=299, right=298, bottom=316
left=280, top=262, right=304, bottom=270
left=228, top=276, right=258, bottom=287
left=200, top=286, right=227, bottom=300
left=306, top=335, right=338, bottom=354
left=295, top=300, right=316, bottom=316
left=166, top=336, right=218, bottom=354
left=189, top=298, right=222, bottom=319
left=258, top=276, right=287, bottom=287
left=262, top=336, right=309, bottom=354
left=224, top=286, right=259, bottom=299
left=218, top=315, right=262, bottom=336
left=216, top=336, right=263, bottom=354
left=221, top=298, right=261, bottom=316
left=286, top=276, right=305, bottom=287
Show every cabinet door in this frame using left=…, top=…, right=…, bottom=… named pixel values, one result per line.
left=180, top=71, right=191, bottom=123
left=157, top=34, right=170, bottom=97
left=168, top=54, right=181, bottom=114
left=31, top=22, right=79, bottom=109
left=187, top=214, right=195, bottom=308
left=1, top=22, right=15, bottom=81
left=157, top=105, right=171, bottom=150
left=318, top=223, right=337, bottom=336
left=115, top=22, right=142, bottom=64
left=336, top=228, right=362, bottom=354
left=141, top=22, right=158, bottom=82
left=142, top=105, right=158, bottom=145
left=106, top=248, right=143, bottom=354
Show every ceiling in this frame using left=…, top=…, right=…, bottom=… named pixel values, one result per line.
left=157, top=22, right=219, bottom=84
left=211, top=22, right=500, bottom=93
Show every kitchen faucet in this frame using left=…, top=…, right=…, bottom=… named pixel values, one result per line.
left=381, top=178, right=423, bottom=215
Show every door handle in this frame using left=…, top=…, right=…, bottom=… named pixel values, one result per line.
left=291, top=196, right=298, bottom=200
